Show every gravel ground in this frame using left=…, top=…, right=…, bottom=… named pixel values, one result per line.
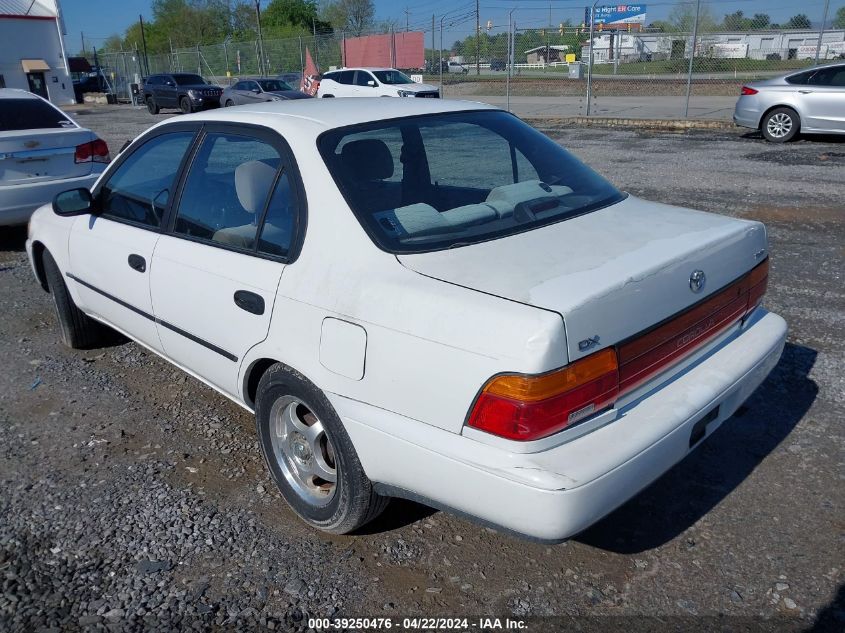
left=0, top=105, right=843, bottom=632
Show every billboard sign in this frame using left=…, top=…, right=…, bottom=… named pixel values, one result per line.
left=588, top=5, right=647, bottom=25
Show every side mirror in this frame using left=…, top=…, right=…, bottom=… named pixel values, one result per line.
left=367, top=80, right=376, bottom=87
left=166, top=80, right=175, bottom=87
left=252, top=87, right=261, bottom=93
left=53, top=188, right=95, bottom=217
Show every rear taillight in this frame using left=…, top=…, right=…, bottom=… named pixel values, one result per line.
left=75, top=138, right=110, bottom=164
left=741, top=86, right=758, bottom=96
left=744, top=257, right=769, bottom=317
left=467, top=258, right=770, bottom=442
left=466, top=348, right=619, bottom=441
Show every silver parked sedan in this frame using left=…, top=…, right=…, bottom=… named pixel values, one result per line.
left=733, top=62, right=845, bottom=142
left=221, top=78, right=311, bottom=107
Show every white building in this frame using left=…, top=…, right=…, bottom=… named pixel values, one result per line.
left=0, top=0, right=75, bottom=104
left=583, top=29, right=845, bottom=64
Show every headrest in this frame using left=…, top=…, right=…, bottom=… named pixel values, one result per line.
left=341, top=139, right=393, bottom=182
left=235, top=160, right=277, bottom=214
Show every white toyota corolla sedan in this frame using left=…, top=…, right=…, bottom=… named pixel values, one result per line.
left=26, top=99, right=786, bottom=541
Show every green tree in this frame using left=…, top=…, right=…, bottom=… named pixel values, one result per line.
left=665, top=3, right=718, bottom=32
left=264, top=0, right=331, bottom=34
left=783, top=14, right=812, bottom=29
left=723, top=10, right=751, bottom=31
left=321, top=0, right=374, bottom=36
left=833, top=6, right=845, bottom=29
left=751, top=13, right=771, bottom=29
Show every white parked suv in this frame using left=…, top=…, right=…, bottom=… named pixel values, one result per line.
left=1, top=89, right=109, bottom=226
left=318, top=67, right=439, bottom=98
left=27, top=99, right=786, bottom=540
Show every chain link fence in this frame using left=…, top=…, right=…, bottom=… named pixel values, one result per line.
left=82, top=1, right=843, bottom=120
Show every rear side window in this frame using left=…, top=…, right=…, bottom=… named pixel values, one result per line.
left=0, top=99, right=74, bottom=131
left=173, top=132, right=281, bottom=251
left=808, top=66, right=845, bottom=87
left=99, top=132, right=195, bottom=228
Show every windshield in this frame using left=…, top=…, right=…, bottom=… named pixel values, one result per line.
left=318, top=110, right=625, bottom=254
left=258, top=79, right=293, bottom=92
left=372, top=70, right=414, bottom=85
left=0, top=99, right=74, bottom=131
left=173, top=74, right=206, bottom=85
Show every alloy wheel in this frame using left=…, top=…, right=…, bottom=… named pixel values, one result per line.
left=766, top=112, right=793, bottom=139
left=268, top=396, right=337, bottom=507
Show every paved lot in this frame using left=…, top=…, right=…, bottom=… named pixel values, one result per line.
left=1, top=105, right=843, bottom=632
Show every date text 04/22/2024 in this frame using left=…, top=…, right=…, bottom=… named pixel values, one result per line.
left=308, top=617, right=528, bottom=630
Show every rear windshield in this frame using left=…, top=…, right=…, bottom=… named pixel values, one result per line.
left=173, top=74, right=206, bottom=85
left=318, top=110, right=624, bottom=253
left=372, top=70, right=413, bottom=85
left=0, top=99, right=74, bottom=131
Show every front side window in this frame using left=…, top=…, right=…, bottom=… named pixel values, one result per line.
left=319, top=110, right=624, bottom=253
left=258, top=79, right=291, bottom=92
left=354, top=71, right=373, bottom=86
left=173, top=132, right=281, bottom=251
left=99, top=131, right=195, bottom=227
left=372, top=70, right=413, bottom=85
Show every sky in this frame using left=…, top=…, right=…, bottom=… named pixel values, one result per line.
left=59, top=0, right=840, bottom=53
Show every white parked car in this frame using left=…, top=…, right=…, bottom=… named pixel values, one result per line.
left=318, top=67, right=439, bottom=99
left=26, top=99, right=786, bottom=541
left=1, top=89, right=109, bottom=226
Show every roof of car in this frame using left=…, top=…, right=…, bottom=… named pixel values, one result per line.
left=174, top=97, right=497, bottom=132
left=0, top=88, right=42, bottom=100
left=326, top=67, right=396, bottom=73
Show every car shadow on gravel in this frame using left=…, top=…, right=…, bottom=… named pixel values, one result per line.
left=740, top=130, right=845, bottom=145
left=352, top=498, right=438, bottom=535
left=576, top=342, right=818, bottom=555
left=0, top=226, right=27, bottom=253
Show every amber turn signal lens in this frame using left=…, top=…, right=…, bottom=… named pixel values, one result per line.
left=483, top=348, right=618, bottom=402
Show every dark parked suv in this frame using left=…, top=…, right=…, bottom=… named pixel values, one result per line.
left=143, top=73, right=222, bottom=114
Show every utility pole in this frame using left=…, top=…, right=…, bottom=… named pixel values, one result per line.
left=431, top=14, right=435, bottom=73
left=815, top=0, right=830, bottom=65
left=475, top=0, right=480, bottom=75
left=255, top=0, right=265, bottom=76
left=312, top=17, right=318, bottom=68
left=139, top=15, right=150, bottom=76
left=81, top=32, right=85, bottom=55
left=683, top=0, right=701, bottom=117
left=405, top=7, right=410, bottom=32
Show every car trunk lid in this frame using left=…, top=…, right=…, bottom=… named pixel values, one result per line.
left=397, top=196, right=768, bottom=365
left=0, top=128, right=96, bottom=185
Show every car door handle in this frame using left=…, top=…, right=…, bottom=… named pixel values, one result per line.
left=798, top=90, right=813, bottom=94
left=234, top=290, right=265, bottom=315
left=127, top=254, right=146, bottom=273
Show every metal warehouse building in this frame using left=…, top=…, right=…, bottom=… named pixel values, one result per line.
left=585, top=29, right=845, bottom=64
left=0, top=0, right=74, bottom=104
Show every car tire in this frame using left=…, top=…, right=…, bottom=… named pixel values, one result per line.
left=224, top=99, right=234, bottom=107
left=180, top=97, right=193, bottom=114
left=42, top=250, right=104, bottom=349
left=761, top=107, right=799, bottom=143
left=255, top=363, right=389, bottom=534
left=146, top=97, right=159, bottom=114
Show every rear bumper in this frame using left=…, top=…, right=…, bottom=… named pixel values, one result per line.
left=334, top=309, right=787, bottom=541
left=0, top=171, right=102, bottom=226
left=733, top=96, right=763, bottom=130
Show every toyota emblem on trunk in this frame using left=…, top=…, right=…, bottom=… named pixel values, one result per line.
left=689, top=270, right=706, bottom=293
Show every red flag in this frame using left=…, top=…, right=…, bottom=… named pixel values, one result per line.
left=300, top=47, right=321, bottom=96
